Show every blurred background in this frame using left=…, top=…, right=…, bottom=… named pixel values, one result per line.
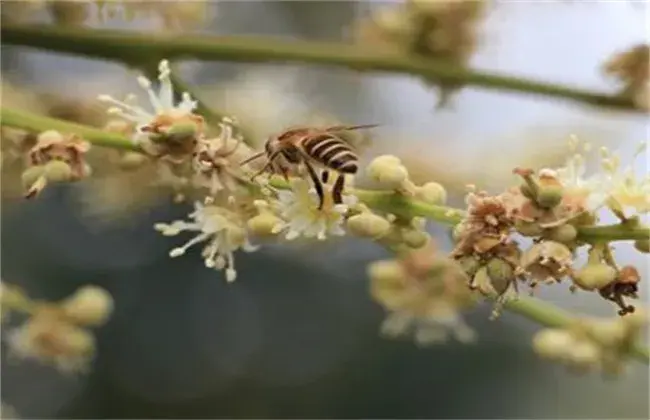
left=1, top=1, right=648, bottom=418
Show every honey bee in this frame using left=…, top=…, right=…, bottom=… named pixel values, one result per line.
left=240, top=124, right=378, bottom=209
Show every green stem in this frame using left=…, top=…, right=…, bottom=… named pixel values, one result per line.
left=1, top=107, right=139, bottom=151
left=1, top=107, right=648, bottom=364
left=1, top=24, right=640, bottom=112
left=3, top=106, right=649, bottom=244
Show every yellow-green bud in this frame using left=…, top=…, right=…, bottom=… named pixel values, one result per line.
left=247, top=213, right=283, bottom=237
left=634, top=239, right=650, bottom=254
left=402, top=229, right=429, bottom=248
left=44, top=160, right=73, bottom=183
left=366, top=155, right=409, bottom=190
left=62, top=285, right=114, bottom=327
left=546, top=224, right=578, bottom=243
left=119, top=152, right=148, bottom=171
left=586, top=320, right=627, bottom=348
left=368, top=260, right=405, bottom=286
left=532, top=328, right=575, bottom=360
left=486, top=258, right=515, bottom=295
left=417, top=182, right=447, bottom=205
left=514, top=219, right=543, bottom=237
left=347, top=213, right=391, bottom=239
left=566, top=340, right=601, bottom=371
left=535, top=184, right=564, bottom=209
left=21, top=165, right=45, bottom=188
left=572, top=263, right=617, bottom=291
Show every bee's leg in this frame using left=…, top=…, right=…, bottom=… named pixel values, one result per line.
left=304, top=161, right=325, bottom=210
left=321, top=170, right=330, bottom=184
left=332, top=173, right=345, bottom=204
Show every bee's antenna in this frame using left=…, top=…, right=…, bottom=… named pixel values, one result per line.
left=327, top=124, right=380, bottom=132
left=239, top=151, right=266, bottom=166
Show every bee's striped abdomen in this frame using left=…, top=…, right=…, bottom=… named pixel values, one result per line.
left=302, top=134, right=358, bottom=174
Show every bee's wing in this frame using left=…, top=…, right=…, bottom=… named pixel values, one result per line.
left=321, top=124, right=378, bottom=153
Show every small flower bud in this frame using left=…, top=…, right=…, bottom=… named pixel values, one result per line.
left=44, top=160, right=73, bottom=183
left=416, top=182, right=447, bottom=205
left=247, top=213, right=283, bottom=237
left=347, top=212, right=392, bottom=239
left=402, top=229, right=429, bottom=248
left=634, top=239, right=650, bottom=253
left=61, top=286, right=114, bottom=327
left=118, top=152, right=149, bottom=171
left=37, top=130, right=64, bottom=144
left=546, top=224, right=578, bottom=243
left=514, top=219, right=544, bottom=237
left=366, top=155, right=409, bottom=190
left=21, top=165, right=45, bottom=188
left=573, top=263, right=617, bottom=291
left=536, top=184, right=564, bottom=209
left=586, top=320, right=627, bottom=348
left=532, top=328, right=575, bottom=360
left=368, top=260, right=405, bottom=285
left=566, top=340, right=601, bottom=372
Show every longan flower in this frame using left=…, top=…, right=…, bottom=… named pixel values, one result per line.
left=22, top=130, right=91, bottom=199
left=6, top=306, right=95, bottom=374
left=452, top=189, right=513, bottom=257
left=520, top=241, right=574, bottom=289
left=191, top=117, right=244, bottom=197
left=368, top=245, right=477, bottom=346
left=154, top=201, right=258, bottom=282
left=603, top=44, right=649, bottom=111
left=596, top=143, right=650, bottom=215
left=354, top=0, right=488, bottom=107
left=98, top=59, right=204, bottom=160
left=270, top=178, right=358, bottom=241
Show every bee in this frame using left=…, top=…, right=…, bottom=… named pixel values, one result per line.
left=240, top=124, right=378, bottom=209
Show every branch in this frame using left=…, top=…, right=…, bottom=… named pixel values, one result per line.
left=2, top=107, right=648, bottom=243
left=1, top=24, right=641, bottom=113
left=0, top=107, right=648, bottom=364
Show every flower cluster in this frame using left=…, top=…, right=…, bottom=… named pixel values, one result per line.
left=1, top=282, right=114, bottom=374
left=368, top=242, right=477, bottom=345
left=21, top=130, right=92, bottom=199
left=2, top=0, right=210, bottom=31
left=533, top=309, right=647, bottom=376
left=603, top=44, right=650, bottom=112
left=450, top=138, right=647, bottom=318
left=354, top=0, right=488, bottom=106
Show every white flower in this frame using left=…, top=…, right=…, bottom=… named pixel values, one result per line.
left=380, top=309, right=476, bottom=346
left=98, top=59, right=201, bottom=147
left=554, top=152, right=608, bottom=211
left=596, top=142, right=650, bottom=214
left=272, top=178, right=357, bottom=241
left=5, top=307, right=95, bottom=374
left=154, top=201, right=258, bottom=282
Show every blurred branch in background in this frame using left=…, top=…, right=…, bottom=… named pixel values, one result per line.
left=1, top=24, right=643, bottom=113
